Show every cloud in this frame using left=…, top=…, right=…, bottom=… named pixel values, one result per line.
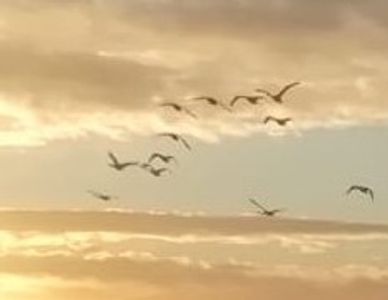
left=1, top=210, right=388, bottom=299
left=0, top=0, right=387, bottom=146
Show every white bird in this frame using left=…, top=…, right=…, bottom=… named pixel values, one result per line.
left=249, top=198, right=285, bottom=217
left=157, top=133, right=192, bottom=151
left=108, top=152, right=139, bottom=171
left=255, top=82, right=301, bottom=103
left=159, top=102, right=197, bottom=119
left=346, top=185, right=374, bottom=202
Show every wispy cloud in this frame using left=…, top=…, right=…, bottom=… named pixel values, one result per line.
left=1, top=210, right=388, bottom=299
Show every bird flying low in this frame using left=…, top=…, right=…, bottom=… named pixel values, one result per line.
left=88, top=190, right=116, bottom=201
left=189, top=96, right=233, bottom=112
left=230, top=95, right=264, bottom=107
left=255, top=81, right=301, bottom=103
left=107, top=152, right=139, bottom=171
left=157, top=133, right=192, bottom=151
left=263, top=116, right=292, bottom=127
left=248, top=198, right=285, bottom=217
left=346, top=185, right=374, bottom=202
left=159, top=102, right=197, bottom=119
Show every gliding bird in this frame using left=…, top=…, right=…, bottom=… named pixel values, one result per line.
left=263, top=116, right=292, bottom=127
left=249, top=198, right=285, bottom=217
left=148, top=153, right=177, bottom=165
left=147, top=167, right=171, bottom=177
left=159, top=102, right=197, bottom=119
left=88, top=190, right=116, bottom=202
left=346, top=185, right=374, bottom=202
left=255, top=82, right=301, bottom=103
left=157, top=133, right=192, bottom=151
left=108, top=152, right=139, bottom=171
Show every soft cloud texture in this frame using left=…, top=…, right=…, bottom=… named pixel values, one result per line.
left=1, top=210, right=388, bottom=299
left=0, top=0, right=387, bottom=145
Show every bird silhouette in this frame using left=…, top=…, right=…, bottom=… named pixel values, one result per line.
left=108, top=152, right=139, bottom=171
left=157, top=133, right=192, bottom=151
left=230, top=95, right=264, bottom=107
left=88, top=190, right=116, bottom=201
left=147, top=167, right=171, bottom=177
left=159, top=102, right=197, bottom=119
left=148, top=153, right=177, bottom=165
left=190, top=96, right=233, bottom=112
left=346, top=185, right=374, bottom=202
left=255, top=82, right=301, bottom=103
left=263, top=116, right=292, bottom=127
left=249, top=198, right=285, bottom=217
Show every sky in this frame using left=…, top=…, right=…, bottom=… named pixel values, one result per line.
left=0, top=1, right=388, bottom=298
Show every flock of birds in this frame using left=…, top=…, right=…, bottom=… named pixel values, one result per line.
left=87, top=81, right=376, bottom=217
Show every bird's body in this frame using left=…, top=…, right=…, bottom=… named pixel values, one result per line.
left=263, top=116, right=292, bottom=126
left=148, top=167, right=170, bottom=177
left=346, top=185, right=374, bottom=202
left=159, top=102, right=197, bottom=119
left=255, top=82, right=301, bottom=103
left=88, top=190, right=116, bottom=202
left=157, top=133, right=191, bottom=151
left=108, top=152, right=139, bottom=171
left=230, top=95, right=263, bottom=107
left=148, top=153, right=177, bottom=164
left=249, top=198, right=284, bottom=217
left=190, top=96, right=232, bottom=112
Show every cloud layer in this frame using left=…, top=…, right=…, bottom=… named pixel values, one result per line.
left=0, top=0, right=388, bottom=145
left=1, top=210, right=388, bottom=299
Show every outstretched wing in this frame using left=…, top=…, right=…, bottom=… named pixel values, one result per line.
left=255, top=88, right=272, bottom=97
left=179, top=136, right=192, bottom=151
left=108, top=152, right=119, bottom=165
left=277, top=82, right=301, bottom=97
left=346, top=185, right=360, bottom=195
left=120, top=162, right=139, bottom=168
left=368, top=189, right=374, bottom=202
left=283, top=118, right=292, bottom=123
left=157, top=132, right=174, bottom=139
left=230, top=96, right=242, bottom=107
left=248, top=198, right=266, bottom=211
left=219, top=101, right=233, bottom=112
left=263, top=116, right=274, bottom=124
left=182, top=107, right=198, bottom=119
left=159, top=102, right=177, bottom=109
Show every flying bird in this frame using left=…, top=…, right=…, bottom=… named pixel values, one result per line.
left=108, top=152, right=139, bottom=171
left=230, top=95, right=264, bottom=107
left=263, top=116, right=292, bottom=127
left=88, top=190, right=116, bottom=202
left=147, top=167, right=171, bottom=177
left=148, top=153, right=177, bottom=165
left=255, top=82, right=301, bottom=103
left=157, top=133, right=192, bottom=151
left=190, top=96, right=233, bottom=112
left=159, top=102, right=197, bottom=119
left=346, top=185, right=374, bottom=202
left=248, top=198, right=285, bottom=217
